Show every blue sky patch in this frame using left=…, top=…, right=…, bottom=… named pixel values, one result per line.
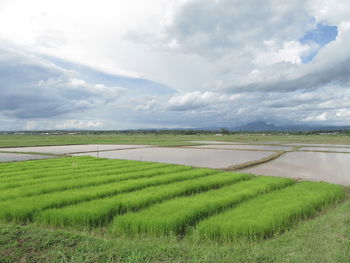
left=300, top=23, right=338, bottom=63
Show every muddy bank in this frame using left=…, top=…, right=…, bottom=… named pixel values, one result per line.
left=74, top=147, right=275, bottom=169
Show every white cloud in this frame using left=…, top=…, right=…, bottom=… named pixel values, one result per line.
left=1, top=0, right=350, bottom=129
left=0, top=45, right=128, bottom=119
left=254, top=41, right=314, bottom=66
left=55, top=120, right=103, bottom=129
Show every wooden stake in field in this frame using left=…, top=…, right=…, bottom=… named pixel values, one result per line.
left=72, top=161, right=77, bottom=177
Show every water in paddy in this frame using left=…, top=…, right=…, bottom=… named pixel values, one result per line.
left=0, top=153, right=52, bottom=162
left=285, top=143, right=350, bottom=147
left=300, top=147, right=350, bottom=153
left=190, top=144, right=293, bottom=151
left=242, top=151, right=350, bottom=185
left=0, top=145, right=150, bottom=154
left=188, top=141, right=242, bottom=144
left=74, top=147, right=275, bottom=169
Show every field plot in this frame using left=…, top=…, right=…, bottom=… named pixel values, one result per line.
left=197, top=182, right=344, bottom=240
left=74, top=147, right=275, bottom=169
left=242, top=151, right=350, bottom=185
left=0, top=152, right=52, bottom=162
left=0, top=157, right=344, bottom=242
left=0, top=144, right=151, bottom=154
left=189, top=144, right=293, bottom=151
left=36, top=172, right=251, bottom=227
left=113, top=176, right=293, bottom=236
left=187, top=141, right=242, bottom=144
left=300, top=146, right=350, bottom=153
left=285, top=143, right=350, bottom=147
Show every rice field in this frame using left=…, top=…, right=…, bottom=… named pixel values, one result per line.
left=0, top=156, right=345, bottom=241
left=197, top=182, right=345, bottom=240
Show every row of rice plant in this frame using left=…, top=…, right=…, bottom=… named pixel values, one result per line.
left=0, top=168, right=219, bottom=222
left=196, top=181, right=345, bottom=241
left=113, top=176, right=294, bottom=236
left=0, top=156, right=93, bottom=175
left=0, top=159, right=152, bottom=190
left=36, top=172, right=251, bottom=227
left=0, top=157, right=137, bottom=182
left=0, top=163, right=181, bottom=199
left=0, top=161, right=170, bottom=191
left=0, top=157, right=121, bottom=182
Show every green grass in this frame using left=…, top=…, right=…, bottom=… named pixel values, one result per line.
left=35, top=172, right=251, bottom=228
left=197, top=181, right=345, bottom=241
left=1, top=133, right=349, bottom=148
left=113, top=176, right=294, bottom=236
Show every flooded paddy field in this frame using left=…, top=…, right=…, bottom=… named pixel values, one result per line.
left=188, top=140, right=242, bottom=144
left=189, top=144, right=293, bottom=151
left=284, top=143, right=350, bottom=147
left=1, top=141, right=349, bottom=185
left=242, top=151, right=350, bottom=185
left=188, top=140, right=292, bottom=145
left=74, top=147, right=275, bottom=169
left=0, top=144, right=150, bottom=155
left=0, top=152, right=52, bottom=162
left=300, top=147, right=350, bottom=153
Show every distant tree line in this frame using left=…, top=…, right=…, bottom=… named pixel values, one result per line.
left=1, top=129, right=350, bottom=136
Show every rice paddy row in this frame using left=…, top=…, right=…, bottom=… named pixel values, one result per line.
left=0, top=156, right=345, bottom=241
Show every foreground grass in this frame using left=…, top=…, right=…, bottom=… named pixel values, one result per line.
left=0, top=133, right=350, bottom=148
left=0, top=197, right=349, bottom=263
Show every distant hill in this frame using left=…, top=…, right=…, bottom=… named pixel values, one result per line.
left=228, top=121, right=350, bottom=132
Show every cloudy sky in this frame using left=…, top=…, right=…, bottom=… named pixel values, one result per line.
left=1, top=0, right=350, bottom=130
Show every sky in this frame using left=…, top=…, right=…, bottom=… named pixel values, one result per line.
left=0, top=0, right=350, bottom=130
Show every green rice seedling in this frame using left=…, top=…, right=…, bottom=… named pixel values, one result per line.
left=113, top=176, right=294, bottom=236
left=0, top=162, right=172, bottom=190
left=0, top=161, right=176, bottom=192
left=196, top=181, right=345, bottom=241
left=0, top=161, right=170, bottom=193
left=0, top=158, right=117, bottom=182
left=0, top=163, right=190, bottom=200
left=0, top=155, right=77, bottom=169
left=0, top=160, right=161, bottom=187
left=0, top=157, right=139, bottom=182
left=0, top=167, right=218, bottom=222
left=0, top=156, right=165, bottom=180
left=0, top=156, right=96, bottom=176
left=0, top=161, right=143, bottom=190
left=36, top=172, right=252, bottom=227
left=0, top=162, right=155, bottom=190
